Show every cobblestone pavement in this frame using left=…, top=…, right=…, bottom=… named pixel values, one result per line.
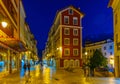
left=0, top=65, right=120, bottom=84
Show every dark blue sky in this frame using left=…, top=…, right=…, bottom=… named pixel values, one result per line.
left=22, top=0, right=113, bottom=50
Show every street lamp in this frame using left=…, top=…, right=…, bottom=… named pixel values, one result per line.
left=85, top=52, right=87, bottom=56
left=84, top=52, right=87, bottom=64
left=0, top=14, right=8, bottom=28
left=1, top=21, right=8, bottom=28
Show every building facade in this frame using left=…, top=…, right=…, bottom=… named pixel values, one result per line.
left=0, top=0, right=21, bottom=76
left=108, top=0, right=120, bottom=77
left=0, top=0, right=38, bottom=77
left=84, top=39, right=114, bottom=71
left=44, top=6, right=84, bottom=69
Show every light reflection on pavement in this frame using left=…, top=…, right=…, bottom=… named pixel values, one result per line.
left=0, top=64, right=120, bottom=84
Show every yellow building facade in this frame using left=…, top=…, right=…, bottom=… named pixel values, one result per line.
left=83, top=39, right=114, bottom=70
left=0, top=0, right=38, bottom=77
left=108, top=0, right=120, bottom=77
left=83, top=41, right=104, bottom=64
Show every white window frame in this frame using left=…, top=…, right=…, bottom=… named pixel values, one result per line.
left=75, top=60, right=79, bottom=67
left=69, top=9, right=73, bottom=15
left=64, top=48, right=70, bottom=56
left=64, top=38, right=70, bottom=45
left=70, top=60, right=74, bottom=68
left=64, top=28, right=70, bottom=35
left=73, top=38, right=78, bottom=46
left=73, top=49, right=79, bottom=56
left=73, top=29, right=78, bottom=36
left=73, top=17, right=78, bottom=25
left=64, top=60, right=69, bottom=68
left=64, top=16, right=69, bottom=24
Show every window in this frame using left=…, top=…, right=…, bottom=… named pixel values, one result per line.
left=64, top=48, right=70, bottom=56
left=104, top=46, right=106, bottom=50
left=73, top=49, right=79, bottom=56
left=110, top=45, right=112, bottom=49
left=73, top=38, right=78, bottom=46
left=64, top=28, right=70, bottom=35
left=70, top=60, right=74, bottom=67
left=73, top=17, right=78, bottom=25
left=64, top=60, right=69, bottom=68
left=64, top=38, right=70, bottom=45
left=104, top=52, right=107, bottom=56
left=64, top=16, right=69, bottom=24
left=90, top=50, right=92, bottom=52
left=73, top=29, right=78, bottom=36
left=69, top=9, right=73, bottom=15
left=110, top=52, right=112, bottom=55
left=75, top=60, right=79, bottom=67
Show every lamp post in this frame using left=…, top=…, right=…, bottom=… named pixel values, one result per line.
left=84, top=51, right=89, bottom=77
left=84, top=52, right=87, bottom=65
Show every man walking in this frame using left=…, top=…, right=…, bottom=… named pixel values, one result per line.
left=27, top=62, right=31, bottom=73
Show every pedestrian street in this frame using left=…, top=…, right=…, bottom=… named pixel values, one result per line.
left=0, top=64, right=120, bottom=84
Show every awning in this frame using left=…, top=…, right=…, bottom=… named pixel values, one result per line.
left=0, top=37, right=27, bottom=52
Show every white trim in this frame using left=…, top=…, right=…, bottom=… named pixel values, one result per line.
left=59, top=7, right=84, bottom=17
left=75, top=60, right=80, bottom=67
left=64, top=28, right=70, bottom=35
left=60, top=25, right=83, bottom=29
left=73, top=29, right=78, bottom=36
left=68, top=9, right=73, bottom=15
left=64, top=60, right=69, bottom=68
left=64, top=16, right=69, bottom=24
left=64, top=48, right=70, bottom=56
left=73, top=49, right=79, bottom=56
left=73, top=17, right=78, bottom=25
left=64, top=38, right=70, bottom=45
left=73, top=38, right=78, bottom=46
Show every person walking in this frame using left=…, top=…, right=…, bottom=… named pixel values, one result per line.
left=23, top=63, right=27, bottom=72
left=27, top=62, right=31, bottom=73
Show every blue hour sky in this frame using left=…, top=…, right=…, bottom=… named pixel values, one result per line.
left=22, top=0, right=113, bottom=51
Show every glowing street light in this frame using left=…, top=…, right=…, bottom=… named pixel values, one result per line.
left=1, top=21, right=8, bottom=28
left=85, top=52, right=87, bottom=55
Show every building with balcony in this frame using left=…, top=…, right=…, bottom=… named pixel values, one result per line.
left=0, top=0, right=38, bottom=77
left=44, top=6, right=84, bottom=69
left=108, top=0, right=120, bottom=77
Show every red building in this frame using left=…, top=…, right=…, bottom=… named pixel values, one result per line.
left=44, top=6, right=84, bottom=69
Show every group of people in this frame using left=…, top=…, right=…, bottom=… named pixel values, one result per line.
left=23, top=62, right=31, bottom=73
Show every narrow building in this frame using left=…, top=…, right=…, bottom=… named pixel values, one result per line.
left=44, top=6, right=84, bottom=69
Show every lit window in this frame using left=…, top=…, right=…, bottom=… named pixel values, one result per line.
left=64, top=48, right=70, bottom=56
left=73, top=17, right=78, bottom=25
left=73, top=29, right=78, bottom=36
left=64, top=16, right=69, bottom=24
left=73, top=38, right=78, bottom=46
left=73, top=49, right=79, bottom=56
left=64, top=28, right=70, bottom=35
left=69, top=9, right=73, bottom=15
left=64, top=38, right=70, bottom=45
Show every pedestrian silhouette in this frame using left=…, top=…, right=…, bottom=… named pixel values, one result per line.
left=27, top=62, right=31, bottom=73
left=23, top=63, right=27, bottom=72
